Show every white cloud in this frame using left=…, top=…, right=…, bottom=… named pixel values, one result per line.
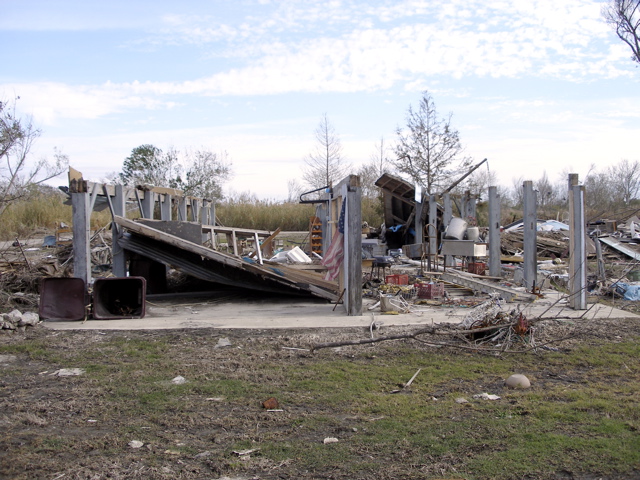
left=5, top=1, right=636, bottom=130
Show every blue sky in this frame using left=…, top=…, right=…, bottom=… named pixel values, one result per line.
left=2, top=0, right=639, bottom=200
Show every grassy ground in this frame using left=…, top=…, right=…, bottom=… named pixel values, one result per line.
left=1, top=318, right=639, bottom=480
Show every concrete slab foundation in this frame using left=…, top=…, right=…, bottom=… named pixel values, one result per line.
left=42, top=290, right=638, bottom=331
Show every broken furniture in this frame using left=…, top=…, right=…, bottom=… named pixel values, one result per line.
left=371, top=255, right=394, bottom=281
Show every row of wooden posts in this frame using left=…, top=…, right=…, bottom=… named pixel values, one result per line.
left=69, top=170, right=587, bottom=315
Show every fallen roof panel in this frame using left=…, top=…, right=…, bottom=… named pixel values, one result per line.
left=114, top=216, right=339, bottom=301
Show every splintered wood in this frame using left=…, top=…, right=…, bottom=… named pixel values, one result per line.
left=501, top=231, right=570, bottom=258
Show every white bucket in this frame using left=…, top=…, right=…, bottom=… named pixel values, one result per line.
left=466, top=226, right=480, bottom=241
left=380, top=295, right=395, bottom=312
left=444, top=217, right=468, bottom=240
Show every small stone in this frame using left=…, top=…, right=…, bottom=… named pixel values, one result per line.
left=323, top=437, right=339, bottom=444
left=455, top=397, right=469, bottom=404
left=128, top=440, right=144, bottom=449
left=505, top=374, right=531, bottom=389
left=3, top=310, right=23, bottom=324
left=18, top=312, right=40, bottom=327
left=215, top=337, right=232, bottom=348
left=171, top=375, right=186, bottom=384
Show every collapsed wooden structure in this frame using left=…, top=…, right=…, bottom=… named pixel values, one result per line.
left=68, top=169, right=363, bottom=316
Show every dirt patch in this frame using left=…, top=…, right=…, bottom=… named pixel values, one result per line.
left=2, top=316, right=640, bottom=479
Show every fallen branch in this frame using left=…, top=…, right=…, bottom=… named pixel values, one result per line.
left=311, top=327, right=437, bottom=352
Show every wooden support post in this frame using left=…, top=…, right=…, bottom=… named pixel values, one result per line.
left=71, top=188, right=91, bottom=287
left=231, top=232, right=239, bottom=256
left=465, top=191, right=477, bottom=222
left=570, top=184, right=587, bottom=310
left=443, top=193, right=454, bottom=267
left=594, top=235, right=606, bottom=282
left=415, top=194, right=424, bottom=244
left=253, top=232, right=263, bottom=265
left=200, top=203, right=210, bottom=225
left=341, top=175, right=362, bottom=316
left=160, top=194, right=172, bottom=220
left=488, top=186, right=501, bottom=277
left=141, top=191, right=154, bottom=219
left=318, top=202, right=329, bottom=256
left=428, top=194, right=438, bottom=268
left=567, top=173, right=579, bottom=306
left=523, top=180, right=537, bottom=290
left=178, top=197, right=187, bottom=221
left=112, top=184, right=127, bottom=277
left=191, top=199, right=199, bottom=222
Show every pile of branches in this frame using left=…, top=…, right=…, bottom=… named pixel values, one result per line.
left=0, top=262, right=45, bottom=311
left=310, top=296, right=575, bottom=355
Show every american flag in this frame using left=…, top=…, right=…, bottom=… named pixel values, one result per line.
left=322, top=200, right=346, bottom=281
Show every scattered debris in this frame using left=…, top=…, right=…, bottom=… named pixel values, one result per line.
left=193, top=451, right=212, bottom=459
left=233, top=448, right=260, bottom=456
left=51, top=368, right=85, bottom=376
left=473, top=393, right=501, bottom=400
left=391, top=368, right=422, bottom=394
left=215, top=337, right=233, bottom=348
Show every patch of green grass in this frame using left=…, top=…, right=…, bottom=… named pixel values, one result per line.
left=3, top=329, right=639, bottom=479
left=0, top=340, right=63, bottom=363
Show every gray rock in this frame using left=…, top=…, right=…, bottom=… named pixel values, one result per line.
left=3, top=309, right=23, bottom=324
left=505, top=374, right=531, bottom=389
left=18, top=312, right=40, bottom=327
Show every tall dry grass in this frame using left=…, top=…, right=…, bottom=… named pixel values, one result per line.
left=0, top=189, right=385, bottom=241
left=0, top=188, right=112, bottom=241
left=217, top=196, right=384, bottom=231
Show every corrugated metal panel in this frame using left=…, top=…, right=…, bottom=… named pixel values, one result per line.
left=598, top=236, right=640, bottom=261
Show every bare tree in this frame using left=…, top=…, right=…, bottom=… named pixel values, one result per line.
left=302, top=114, right=351, bottom=190
left=286, top=178, right=305, bottom=203
left=393, top=91, right=471, bottom=194
left=358, top=136, right=391, bottom=199
left=535, top=171, right=557, bottom=209
left=603, top=0, right=640, bottom=64
left=509, top=176, right=525, bottom=207
left=0, top=97, right=68, bottom=216
left=609, top=158, right=640, bottom=205
left=583, top=164, right=615, bottom=213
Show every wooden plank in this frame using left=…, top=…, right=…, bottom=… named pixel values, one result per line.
left=209, top=226, right=272, bottom=236
left=248, top=227, right=281, bottom=258
left=114, top=216, right=243, bottom=268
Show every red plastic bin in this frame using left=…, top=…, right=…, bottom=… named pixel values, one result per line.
left=385, top=274, right=409, bottom=285
left=415, top=282, right=445, bottom=299
left=468, top=262, right=486, bottom=275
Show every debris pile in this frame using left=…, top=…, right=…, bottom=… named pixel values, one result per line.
left=1, top=309, right=40, bottom=332
left=0, top=227, right=113, bottom=312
